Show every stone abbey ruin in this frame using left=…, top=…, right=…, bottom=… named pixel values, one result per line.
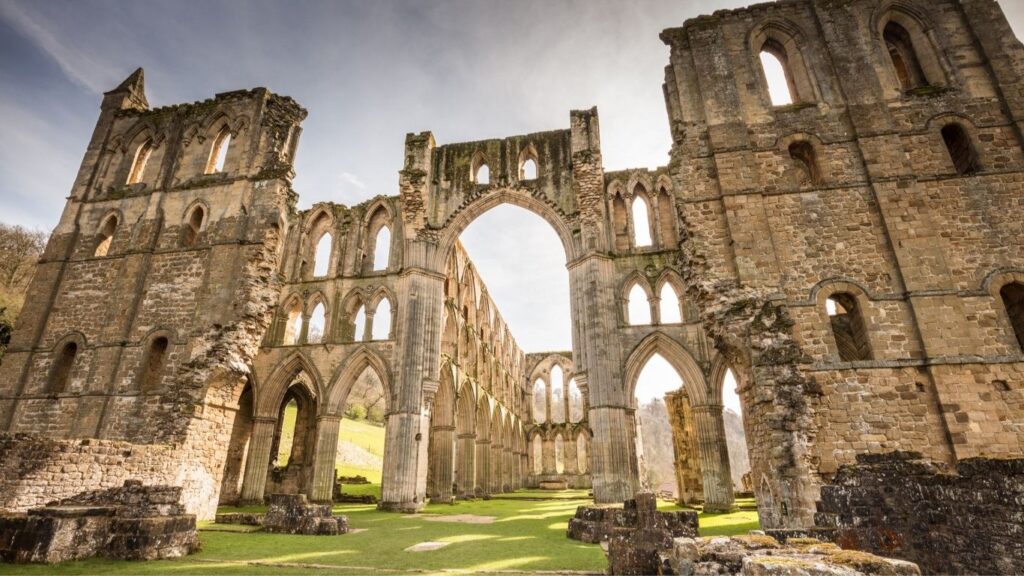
left=2, top=0, right=1024, bottom=571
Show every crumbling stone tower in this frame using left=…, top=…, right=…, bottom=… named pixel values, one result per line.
left=661, top=0, right=1024, bottom=527
left=0, top=69, right=306, bottom=518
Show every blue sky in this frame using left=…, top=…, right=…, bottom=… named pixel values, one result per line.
left=3, top=0, right=1022, bottom=415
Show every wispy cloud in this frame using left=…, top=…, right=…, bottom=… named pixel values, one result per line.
left=0, top=1, right=113, bottom=93
left=337, top=171, right=366, bottom=192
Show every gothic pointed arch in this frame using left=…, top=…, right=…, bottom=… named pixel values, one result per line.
left=325, top=346, right=394, bottom=415
left=256, top=351, right=323, bottom=418
left=624, top=331, right=709, bottom=405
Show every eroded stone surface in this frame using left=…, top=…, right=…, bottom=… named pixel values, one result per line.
left=660, top=535, right=920, bottom=576
left=261, top=493, right=348, bottom=536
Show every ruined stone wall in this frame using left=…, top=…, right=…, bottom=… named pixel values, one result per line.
left=660, top=0, right=1024, bottom=527
left=0, top=71, right=305, bottom=518
left=815, top=451, right=1024, bottom=575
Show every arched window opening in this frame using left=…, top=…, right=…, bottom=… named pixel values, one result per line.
left=632, top=194, right=653, bottom=247
left=206, top=127, right=231, bottom=174
left=353, top=305, right=367, bottom=342
left=941, top=124, right=980, bottom=175
left=94, top=216, right=117, bottom=257
left=576, top=434, right=588, bottom=473
left=760, top=45, right=794, bottom=106
left=612, top=193, right=630, bottom=252
left=307, top=303, right=326, bottom=344
left=276, top=398, right=299, bottom=465
left=827, top=293, right=872, bottom=361
left=1000, top=282, right=1024, bottom=352
left=554, top=434, right=565, bottom=474
left=884, top=22, right=927, bottom=91
left=48, top=342, right=78, bottom=394
left=182, top=206, right=204, bottom=248
left=551, top=365, right=565, bottom=424
left=282, top=299, right=302, bottom=345
left=634, top=352, right=683, bottom=493
left=660, top=283, right=682, bottom=324
left=373, top=226, right=391, bottom=271
left=139, top=336, right=168, bottom=392
left=788, top=141, right=822, bottom=186
left=372, top=297, right=392, bottom=340
left=127, top=140, right=152, bottom=185
left=313, top=233, right=332, bottom=277
left=532, top=435, right=543, bottom=475
left=656, top=187, right=676, bottom=248
left=533, top=378, right=547, bottom=423
left=521, top=158, right=537, bottom=180
left=475, top=163, right=490, bottom=185
left=568, top=378, right=583, bottom=422
left=628, top=284, right=651, bottom=325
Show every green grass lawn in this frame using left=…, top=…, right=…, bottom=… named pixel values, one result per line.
left=4, top=493, right=759, bottom=575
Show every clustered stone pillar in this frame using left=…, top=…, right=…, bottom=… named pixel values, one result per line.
left=457, top=432, right=476, bottom=497
left=309, top=415, right=341, bottom=502
left=429, top=423, right=456, bottom=503
left=239, top=417, right=278, bottom=504
left=475, top=437, right=490, bottom=496
left=691, top=403, right=734, bottom=512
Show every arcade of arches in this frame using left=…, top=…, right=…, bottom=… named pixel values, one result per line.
left=5, top=0, right=1024, bottom=542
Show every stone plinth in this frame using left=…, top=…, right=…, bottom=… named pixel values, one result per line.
left=0, top=481, right=198, bottom=564
left=567, top=493, right=698, bottom=551
left=261, top=493, right=349, bottom=535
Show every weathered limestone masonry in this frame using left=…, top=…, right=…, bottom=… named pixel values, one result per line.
left=661, top=0, right=1024, bottom=529
left=1, top=3, right=1023, bottom=566
left=813, top=451, right=1024, bottom=574
left=0, top=70, right=306, bottom=520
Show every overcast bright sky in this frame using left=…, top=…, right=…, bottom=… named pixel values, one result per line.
left=3, top=0, right=1022, bottom=416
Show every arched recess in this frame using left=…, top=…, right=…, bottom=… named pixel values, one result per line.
left=362, top=201, right=395, bottom=274
left=749, top=19, right=819, bottom=105
left=654, top=180, right=677, bottom=249
left=306, top=295, right=328, bottom=344
left=609, top=182, right=630, bottom=252
left=631, top=183, right=654, bottom=248
left=256, top=352, right=324, bottom=419
left=305, top=210, right=334, bottom=279
left=624, top=332, right=709, bottom=406
left=94, top=212, right=120, bottom=257
left=46, top=333, right=85, bottom=395
left=181, top=202, right=208, bottom=248
left=813, top=282, right=875, bottom=362
left=325, top=347, right=394, bottom=416
left=126, top=138, right=154, bottom=185
left=874, top=4, right=948, bottom=94
left=427, top=367, right=457, bottom=501
left=280, top=294, right=304, bottom=345
left=518, top=144, right=539, bottom=181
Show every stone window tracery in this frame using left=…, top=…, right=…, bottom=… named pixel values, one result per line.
left=627, top=283, right=651, bottom=325
left=371, top=296, right=393, bottom=340
left=313, top=232, right=332, bottom=277
left=307, top=302, right=326, bottom=344
left=631, top=187, right=654, bottom=247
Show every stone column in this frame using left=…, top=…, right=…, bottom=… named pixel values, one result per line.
left=239, top=417, right=277, bottom=504
left=565, top=433, right=579, bottom=476
left=692, top=403, right=734, bottom=512
left=457, top=432, right=476, bottom=497
left=490, top=441, right=503, bottom=493
left=379, top=268, right=443, bottom=512
left=475, top=438, right=491, bottom=495
left=309, top=415, right=341, bottom=502
left=430, top=424, right=456, bottom=503
left=503, top=444, right=516, bottom=487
